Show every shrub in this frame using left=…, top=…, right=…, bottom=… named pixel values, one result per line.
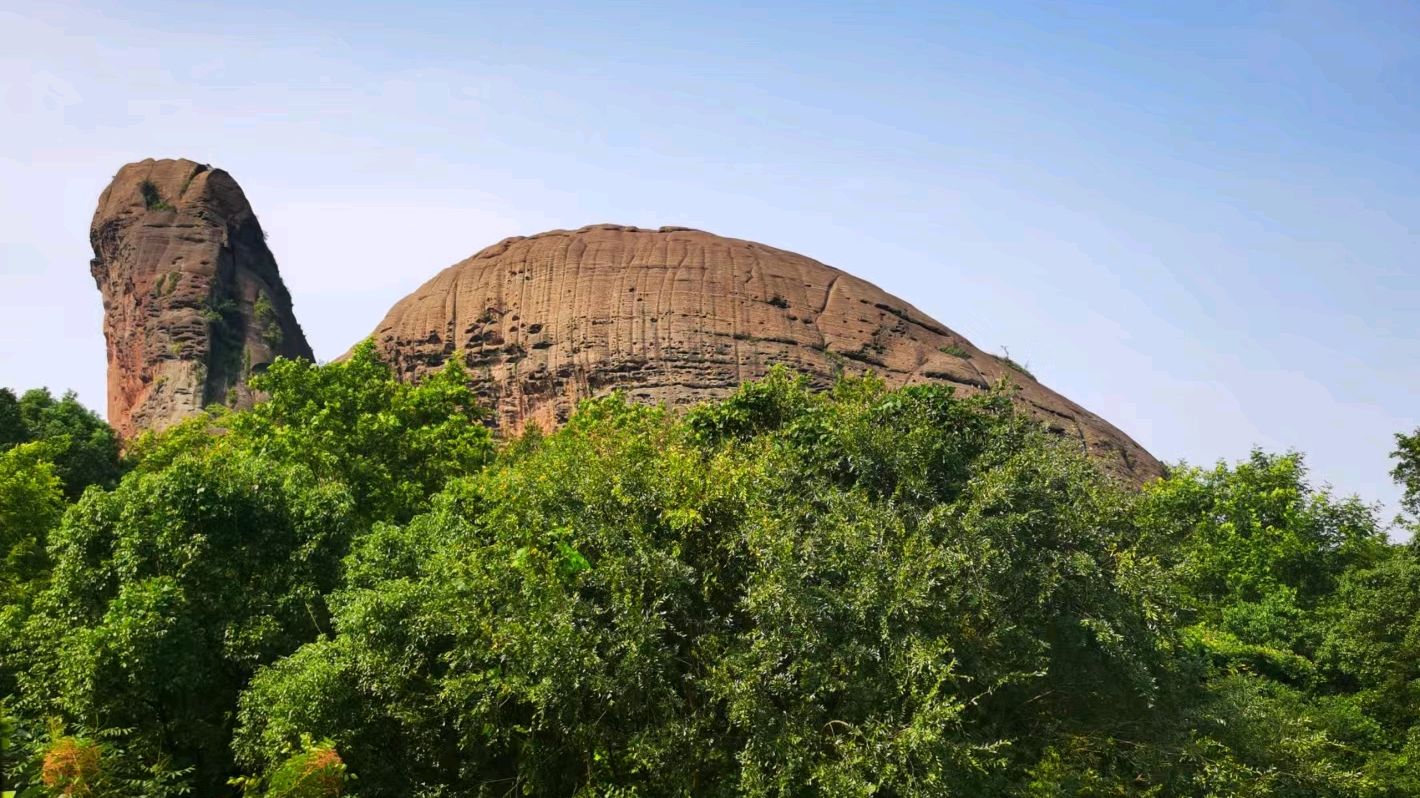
left=996, top=348, right=1033, bottom=378
left=138, top=181, right=173, bottom=212
left=41, top=736, right=103, bottom=797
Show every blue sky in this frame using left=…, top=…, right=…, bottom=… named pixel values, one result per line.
left=2, top=0, right=1416, bottom=515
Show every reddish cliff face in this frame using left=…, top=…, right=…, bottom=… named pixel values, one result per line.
left=90, top=158, right=312, bottom=438
left=359, top=224, right=1163, bottom=483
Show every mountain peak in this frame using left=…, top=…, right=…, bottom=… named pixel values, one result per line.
left=361, top=224, right=1162, bottom=482
left=90, top=158, right=312, bottom=437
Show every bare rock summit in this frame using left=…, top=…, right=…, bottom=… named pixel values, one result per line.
left=90, top=158, right=312, bottom=437
left=360, top=224, right=1163, bottom=483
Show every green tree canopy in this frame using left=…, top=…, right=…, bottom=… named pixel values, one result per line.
left=3, top=357, right=1419, bottom=797
left=7, top=344, right=494, bottom=796
left=1135, top=451, right=1412, bottom=797
left=0, top=387, right=121, bottom=499
left=234, top=374, right=1185, bottom=797
left=12, top=450, right=357, bottom=791
left=0, top=442, right=64, bottom=680
left=131, top=340, right=493, bottom=524
left=1392, top=429, right=1420, bottom=522
left=1138, top=451, right=1386, bottom=652
left=0, top=388, right=25, bottom=449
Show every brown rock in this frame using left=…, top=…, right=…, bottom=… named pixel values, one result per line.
left=359, top=224, right=1162, bottom=483
left=90, top=158, right=312, bottom=438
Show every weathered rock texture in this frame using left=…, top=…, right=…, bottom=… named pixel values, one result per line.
left=361, top=224, right=1162, bottom=482
left=91, top=158, right=312, bottom=438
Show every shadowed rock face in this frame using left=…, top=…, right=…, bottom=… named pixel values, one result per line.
left=90, top=158, right=312, bottom=438
left=359, top=224, right=1163, bottom=483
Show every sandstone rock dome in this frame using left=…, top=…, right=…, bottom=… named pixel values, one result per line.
left=91, top=158, right=312, bottom=437
left=361, top=224, right=1162, bottom=482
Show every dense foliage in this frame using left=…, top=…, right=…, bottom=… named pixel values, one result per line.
left=3, top=348, right=1418, bottom=796
left=0, top=388, right=121, bottom=500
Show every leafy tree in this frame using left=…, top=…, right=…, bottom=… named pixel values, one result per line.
left=0, top=443, right=63, bottom=608
left=230, top=340, right=491, bottom=523
left=0, top=388, right=25, bottom=449
left=1138, top=451, right=1385, bottom=658
left=0, top=388, right=121, bottom=499
left=12, top=449, right=356, bottom=793
left=1393, top=429, right=1420, bottom=522
left=0, top=442, right=64, bottom=712
left=232, top=737, right=346, bottom=798
left=9, top=346, right=491, bottom=796
left=1313, top=548, right=1420, bottom=790
left=5, top=356, right=1420, bottom=797
left=130, top=340, right=493, bottom=524
left=1135, top=451, right=1407, bottom=796
left=1184, top=673, right=1396, bottom=797
left=234, top=375, right=1185, bottom=797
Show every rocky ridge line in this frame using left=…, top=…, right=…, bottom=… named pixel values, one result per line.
left=359, top=223, right=1163, bottom=483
